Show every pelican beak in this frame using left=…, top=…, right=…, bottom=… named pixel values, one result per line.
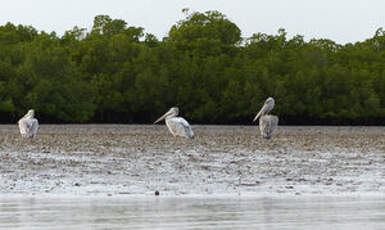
left=154, top=111, right=170, bottom=124
left=253, top=108, right=264, bottom=123
left=252, top=114, right=259, bottom=123
left=253, top=104, right=266, bottom=123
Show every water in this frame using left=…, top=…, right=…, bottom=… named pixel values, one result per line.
left=1, top=195, right=384, bottom=229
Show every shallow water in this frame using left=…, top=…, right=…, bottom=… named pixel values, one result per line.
left=0, top=195, right=384, bottom=229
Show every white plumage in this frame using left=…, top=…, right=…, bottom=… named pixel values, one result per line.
left=154, top=107, right=194, bottom=143
left=18, top=109, right=39, bottom=139
left=253, top=97, right=278, bottom=139
left=259, top=115, right=279, bottom=139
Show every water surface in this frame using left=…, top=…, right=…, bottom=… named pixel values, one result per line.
left=0, top=195, right=384, bottom=229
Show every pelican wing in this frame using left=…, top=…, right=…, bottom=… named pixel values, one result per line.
left=18, top=118, right=39, bottom=138
left=30, top=118, right=39, bottom=138
left=18, top=118, right=29, bottom=137
left=166, top=117, right=194, bottom=139
left=259, top=115, right=278, bottom=139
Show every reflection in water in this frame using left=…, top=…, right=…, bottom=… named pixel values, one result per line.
left=0, top=195, right=384, bottom=229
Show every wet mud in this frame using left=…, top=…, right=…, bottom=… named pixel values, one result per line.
left=0, top=125, right=384, bottom=196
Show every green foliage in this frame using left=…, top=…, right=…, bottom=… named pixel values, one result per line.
left=0, top=11, right=384, bottom=124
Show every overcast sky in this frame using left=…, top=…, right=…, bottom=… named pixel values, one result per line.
left=1, top=0, right=384, bottom=44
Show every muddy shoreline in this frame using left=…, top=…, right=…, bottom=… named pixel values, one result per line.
left=0, top=125, right=384, bottom=196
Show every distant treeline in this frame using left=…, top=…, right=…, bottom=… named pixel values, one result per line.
left=0, top=10, right=385, bottom=125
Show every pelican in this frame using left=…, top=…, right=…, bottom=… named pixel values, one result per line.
left=18, top=109, right=39, bottom=139
left=253, top=97, right=278, bottom=139
left=154, top=107, right=194, bottom=144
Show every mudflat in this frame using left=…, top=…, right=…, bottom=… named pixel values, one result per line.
left=0, top=125, right=384, bottom=196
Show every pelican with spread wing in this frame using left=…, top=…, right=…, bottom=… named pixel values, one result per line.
left=253, top=97, right=278, bottom=139
left=154, top=107, right=194, bottom=144
left=18, top=109, right=39, bottom=139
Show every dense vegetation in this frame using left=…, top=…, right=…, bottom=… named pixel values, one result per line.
left=1, top=10, right=385, bottom=125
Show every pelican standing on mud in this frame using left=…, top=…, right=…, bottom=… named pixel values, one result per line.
left=154, top=107, right=194, bottom=144
left=253, top=97, right=279, bottom=139
left=18, top=109, right=39, bottom=139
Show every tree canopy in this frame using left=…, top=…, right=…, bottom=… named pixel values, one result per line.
left=0, top=10, right=384, bottom=125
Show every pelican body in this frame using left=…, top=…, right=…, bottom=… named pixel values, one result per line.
left=154, top=107, right=194, bottom=143
left=18, top=109, right=39, bottom=138
left=253, top=97, right=278, bottom=139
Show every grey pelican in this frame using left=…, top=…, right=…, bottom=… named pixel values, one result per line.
left=18, top=109, right=39, bottom=139
left=253, top=97, right=278, bottom=139
left=154, top=107, right=194, bottom=144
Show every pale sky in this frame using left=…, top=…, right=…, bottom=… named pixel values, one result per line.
left=1, top=0, right=385, bottom=44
